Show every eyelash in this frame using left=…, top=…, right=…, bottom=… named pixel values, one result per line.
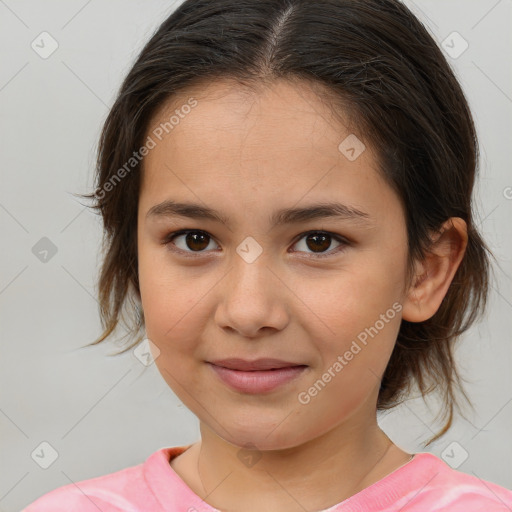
left=161, top=229, right=350, bottom=259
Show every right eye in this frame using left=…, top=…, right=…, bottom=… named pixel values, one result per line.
left=162, top=229, right=220, bottom=256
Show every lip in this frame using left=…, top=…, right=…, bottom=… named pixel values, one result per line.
left=207, top=360, right=308, bottom=394
left=208, top=358, right=305, bottom=371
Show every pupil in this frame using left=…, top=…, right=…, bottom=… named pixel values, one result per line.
left=306, top=233, right=330, bottom=252
left=186, top=232, right=209, bottom=251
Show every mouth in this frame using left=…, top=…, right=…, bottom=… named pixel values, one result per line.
left=208, top=357, right=307, bottom=371
left=207, top=359, right=308, bottom=393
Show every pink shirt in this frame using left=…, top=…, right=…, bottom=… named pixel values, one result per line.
left=22, top=445, right=512, bottom=511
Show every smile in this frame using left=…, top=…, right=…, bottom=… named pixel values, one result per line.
left=207, top=363, right=308, bottom=394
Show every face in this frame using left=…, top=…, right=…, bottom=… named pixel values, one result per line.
left=137, top=78, right=410, bottom=451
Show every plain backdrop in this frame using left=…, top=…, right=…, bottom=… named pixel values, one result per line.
left=1, top=1, right=511, bottom=510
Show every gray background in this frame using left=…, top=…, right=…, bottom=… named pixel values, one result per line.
left=1, top=1, right=511, bottom=510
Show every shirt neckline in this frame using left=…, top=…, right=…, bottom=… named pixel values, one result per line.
left=144, top=445, right=441, bottom=512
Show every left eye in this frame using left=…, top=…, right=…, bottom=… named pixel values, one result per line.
left=291, top=231, right=348, bottom=258
left=162, top=230, right=349, bottom=258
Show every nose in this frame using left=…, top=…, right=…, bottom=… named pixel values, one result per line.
left=214, top=247, right=290, bottom=338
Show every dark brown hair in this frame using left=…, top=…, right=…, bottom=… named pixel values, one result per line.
left=80, top=0, right=494, bottom=445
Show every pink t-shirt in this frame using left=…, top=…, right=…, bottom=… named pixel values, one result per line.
left=22, top=445, right=512, bottom=511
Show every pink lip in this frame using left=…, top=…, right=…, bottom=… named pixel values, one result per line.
left=209, top=357, right=304, bottom=371
left=207, top=363, right=308, bottom=394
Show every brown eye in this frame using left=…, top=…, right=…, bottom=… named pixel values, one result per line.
left=164, top=230, right=219, bottom=253
left=163, top=229, right=348, bottom=259
left=291, top=231, right=348, bottom=258
left=305, top=233, right=331, bottom=252
left=183, top=232, right=210, bottom=251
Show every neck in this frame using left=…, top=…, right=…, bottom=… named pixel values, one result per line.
left=185, top=414, right=410, bottom=512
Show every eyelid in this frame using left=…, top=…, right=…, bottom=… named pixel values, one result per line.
left=289, top=229, right=350, bottom=259
left=161, top=229, right=220, bottom=257
left=162, top=229, right=350, bottom=258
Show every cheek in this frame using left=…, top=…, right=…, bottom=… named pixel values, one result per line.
left=303, top=257, right=404, bottom=335
left=295, top=254, right=404, bottom=380
left=138, top=244, right=201, bottom=351
left=139, top=262, right=204, bottom=388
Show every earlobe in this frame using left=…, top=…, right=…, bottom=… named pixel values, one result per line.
left=401, top=217, right=468, bottom=323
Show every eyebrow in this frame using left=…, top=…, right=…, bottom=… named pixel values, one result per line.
left=146, top=200, right=372, bottom=228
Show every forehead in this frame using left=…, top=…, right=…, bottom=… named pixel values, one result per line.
left=139, top=78, right=395, bottom=224
left=151, top=76, right=345, bottom=131
left=151, top=80, right=332, bottom=149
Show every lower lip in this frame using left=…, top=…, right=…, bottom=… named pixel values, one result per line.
left=208, top=363, right=308, bottom=393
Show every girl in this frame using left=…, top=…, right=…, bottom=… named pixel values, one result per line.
left=23, top=0, right=512, bottom=510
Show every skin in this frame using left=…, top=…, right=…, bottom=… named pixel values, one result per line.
left=136, top=78, right=467, bottom=512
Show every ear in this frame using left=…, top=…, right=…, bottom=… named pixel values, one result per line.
left=401, top=217, right=468, bottom=323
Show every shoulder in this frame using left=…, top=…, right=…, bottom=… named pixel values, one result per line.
left=399, top=452, right=512, bottom=511
left=21, top=447, right=179, bottom=512
left=20, top=464, right=144, bottom=512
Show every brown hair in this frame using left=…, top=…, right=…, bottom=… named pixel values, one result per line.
left=80, top=0, right=495, bottom=445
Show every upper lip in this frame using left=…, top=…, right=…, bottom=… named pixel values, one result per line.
left=208, top=358, right=306, bottom=371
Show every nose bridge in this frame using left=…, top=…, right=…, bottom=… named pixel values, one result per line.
left=229, top=235, right=274, bottom=296
left=215, top=235, right=289, bottom=335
